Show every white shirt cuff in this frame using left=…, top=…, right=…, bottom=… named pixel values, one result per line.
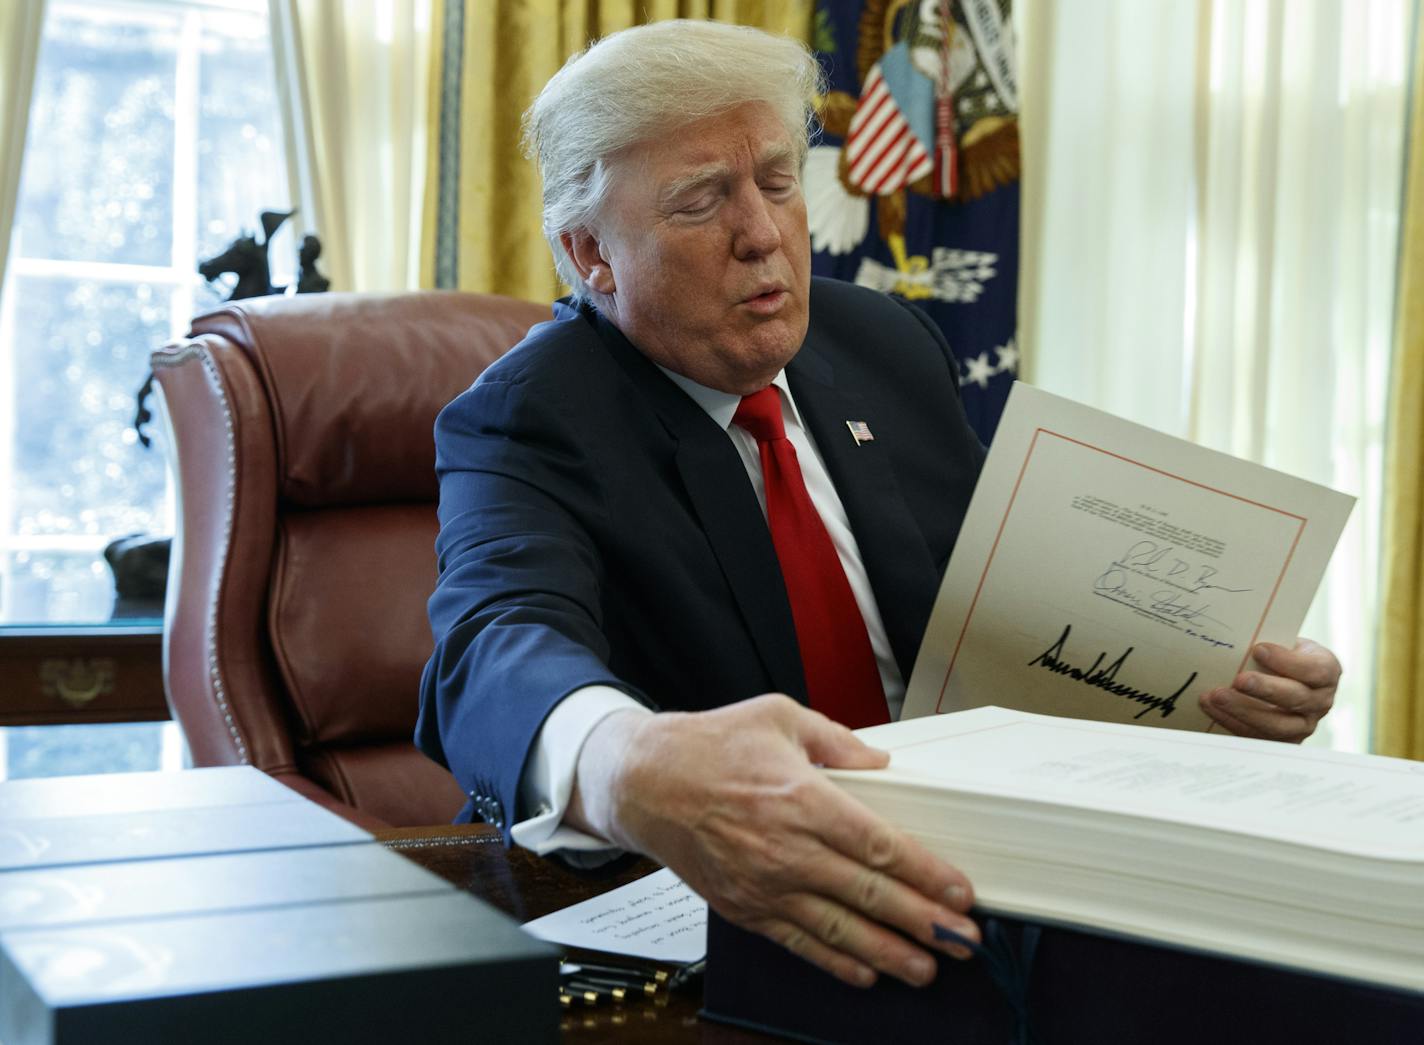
left=511, top=685, right=652, bottom=859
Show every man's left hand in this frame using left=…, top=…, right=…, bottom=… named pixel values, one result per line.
left=1199, top=638, right=1341, bottom=743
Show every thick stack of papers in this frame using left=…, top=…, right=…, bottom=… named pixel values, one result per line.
left=829, top=707, right=1424, bottom=993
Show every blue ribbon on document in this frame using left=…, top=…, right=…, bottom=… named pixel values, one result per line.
left=934, top=918, right=1042, bottom=1045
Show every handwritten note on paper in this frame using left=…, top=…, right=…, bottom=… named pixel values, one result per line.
left=520, top=867, right=707, bottom=964
left=903, top=383, right=1355, bottom=730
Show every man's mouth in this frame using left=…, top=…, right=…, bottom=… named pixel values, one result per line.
left=741, top=284, right=789, bottom=314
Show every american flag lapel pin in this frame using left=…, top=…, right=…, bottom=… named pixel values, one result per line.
left=846, top=420, right=874, bottom=446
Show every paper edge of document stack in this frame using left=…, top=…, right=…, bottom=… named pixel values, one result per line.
left=826, top=706, right=1424, bottom=995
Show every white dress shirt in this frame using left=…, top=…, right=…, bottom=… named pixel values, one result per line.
left=511, top=368, right=904, bottom=857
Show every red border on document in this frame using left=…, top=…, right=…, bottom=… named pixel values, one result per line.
left=934, top=429, right=1309, bottom=714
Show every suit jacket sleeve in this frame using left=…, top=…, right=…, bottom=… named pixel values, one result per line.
left=416, top=368, right=651, bottom=840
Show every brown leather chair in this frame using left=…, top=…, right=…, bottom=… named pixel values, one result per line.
left=150, top=291, right=549, bottom=830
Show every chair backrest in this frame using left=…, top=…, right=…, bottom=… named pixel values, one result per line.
left=151, top=290, right=549, bottom=828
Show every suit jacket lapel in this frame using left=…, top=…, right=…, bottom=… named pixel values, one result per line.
left=593, top=312, right=808, bottom=702
left=787, top=343, right=941, bottom=681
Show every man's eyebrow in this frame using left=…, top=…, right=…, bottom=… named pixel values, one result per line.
left=755, top=143, right=798, bottom=174
left=659, top=165, right=734, bottom=204
left=658, top=145, right=802, bottom=204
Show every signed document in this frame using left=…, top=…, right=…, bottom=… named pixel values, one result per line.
left=903, top=383, right=1354, bottom=729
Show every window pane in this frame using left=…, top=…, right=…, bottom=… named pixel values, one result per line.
left=1, top=274, right=172, bottom=623
left=2, top=550, right=117, bottom=622
left=14, top=5, right=179, bottom=268
left=9, top=275, right=171, bottom=541
left=1, top=1, right=287, bottom=625
left=198, top=9, right=292, bottom=284
left=0, top=722, right=184, bottom=780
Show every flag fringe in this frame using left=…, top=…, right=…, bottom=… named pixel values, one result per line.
left=909, top=117, right=1020, bottom=203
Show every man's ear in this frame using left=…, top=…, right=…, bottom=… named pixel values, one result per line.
left=560, top=229, right=616, bottom=295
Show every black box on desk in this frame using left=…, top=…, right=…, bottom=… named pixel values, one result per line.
left=0, top=767, right=560, bottom=1044
left=702, top=911, right=1424, bottom=1045
left=0, top=891, right=558, bottom=1045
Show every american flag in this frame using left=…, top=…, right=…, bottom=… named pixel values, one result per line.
left=844, top=64, right=934, bottom=196
left=846, top=420, right=875, bottom=445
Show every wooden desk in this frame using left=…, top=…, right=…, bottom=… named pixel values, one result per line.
left=379, top=824, right=775, bottom=1045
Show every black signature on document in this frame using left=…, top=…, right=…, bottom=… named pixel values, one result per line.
left=1026, top=624, right=1196, bottom=720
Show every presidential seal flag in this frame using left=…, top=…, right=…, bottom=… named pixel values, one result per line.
left=808, top=0, right=1020, bottom=442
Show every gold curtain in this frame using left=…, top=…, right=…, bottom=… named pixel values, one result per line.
left=1375, top=17, right=1424, bottom=760
left=421, top=0, right=815, bottom=302
left=0, top=0, right=45, bottom=291
left=271, top=0, right=433, bottom=292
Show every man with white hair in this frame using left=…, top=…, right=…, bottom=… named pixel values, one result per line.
left=417, top=19, right=1341, bottom=991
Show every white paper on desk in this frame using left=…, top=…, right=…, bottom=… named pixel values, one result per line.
left=520, top=867, right=707, bottom=964
left=903, top=383, right=1355, bottom=729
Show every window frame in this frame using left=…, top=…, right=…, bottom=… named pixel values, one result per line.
left=0, top=0, right=278, bottom=729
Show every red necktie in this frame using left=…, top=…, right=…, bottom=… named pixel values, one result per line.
left=734, top=387, right=889, bottom=728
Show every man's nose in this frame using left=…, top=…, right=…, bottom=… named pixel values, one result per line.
left=731, top=187, right=783, bottom=260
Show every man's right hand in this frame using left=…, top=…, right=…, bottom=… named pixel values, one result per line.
left=567, top=694, right=980, bottom=989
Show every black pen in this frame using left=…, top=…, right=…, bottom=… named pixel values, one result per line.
left=561, top=959, right=670, bottom=984
left=571, top=972, right=655, bottom=997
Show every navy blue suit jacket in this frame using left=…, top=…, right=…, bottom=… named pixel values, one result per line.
left=416, top=278, right=985, bottom=835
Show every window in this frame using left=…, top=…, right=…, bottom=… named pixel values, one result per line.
left=0, top=0, right=290, bottom=777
